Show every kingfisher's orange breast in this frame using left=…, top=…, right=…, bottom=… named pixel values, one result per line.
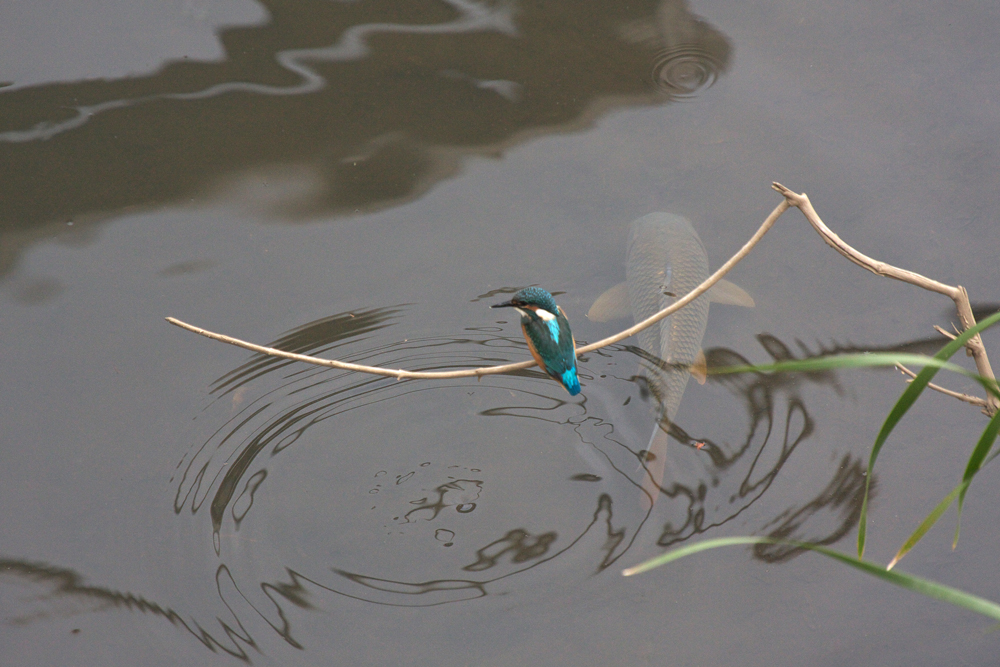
left=520, top=322, right=549, bottom=373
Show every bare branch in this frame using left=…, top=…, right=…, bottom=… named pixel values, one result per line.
left=933, top=325, right=957, bottom=341
left=168, top=182, right=998, bottom=416
left=771, top=184, right=957, bottom=297
left=896, top=364, right=990, bottom=409
left=166, top=197, right=791, bottom=381
left=773, top=182, right=998, bottom=416
left=164, top=317, right=540, bottom=380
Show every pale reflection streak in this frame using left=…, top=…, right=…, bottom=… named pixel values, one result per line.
left=0, top=0, right=516, bottom=143
left=0, top=0, right=735, bottom=258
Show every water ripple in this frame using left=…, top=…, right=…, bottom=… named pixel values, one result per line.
left=650, top=45, right=723, bottom=98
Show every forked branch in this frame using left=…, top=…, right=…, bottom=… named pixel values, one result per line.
left=166, top=183, right=998, bottom=417
left=895, top=363, right=990, bottom=409
left=772, top=182, right=998, bottom=415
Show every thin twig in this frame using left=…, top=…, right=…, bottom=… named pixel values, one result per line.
left=934, top=325, right=957, bottom=341
left=772, top=182, right=999, bottom=416
left=166, top=198, right=790, bottom=381
left=164, top=317, right=530, bottom=380
left=896, top=364, right=990, bottom=408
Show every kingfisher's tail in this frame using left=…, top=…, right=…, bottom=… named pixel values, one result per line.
left=561, top=367, right=581, bottom=396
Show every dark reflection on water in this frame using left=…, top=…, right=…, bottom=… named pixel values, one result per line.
left=615, top=339, right=822, bottom=548
left=330, top=492, right=630, bottom=607
left=0, top=559, right=259, bottom=662
left=209, top=306, right=408, bottom=396
left=754, top=454, right=874, bottom=563
left=0, top=0, right=730, bottom=274
left=644, top=2, right=728, bottom=97
left=400, top=478, right=483, bottom=522
left=629, top=331, right=896, bottom=553
left=173, top=306, right=532, bottom=546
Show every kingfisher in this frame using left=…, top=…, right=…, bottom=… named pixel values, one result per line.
left=491, top=287, right=581, bottom=396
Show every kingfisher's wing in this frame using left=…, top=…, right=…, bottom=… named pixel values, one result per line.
left=521, top=309, right=577, bottom=379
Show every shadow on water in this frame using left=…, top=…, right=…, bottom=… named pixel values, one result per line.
left=6, top=314, right=942, bottom=656
left=0, top=0, right=730, bottom=274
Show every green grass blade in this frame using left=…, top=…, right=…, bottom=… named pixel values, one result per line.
left=858, top=377, right=928, bottom=557
left=952, top=507, right=963, bottom=554
left=950, top=441, right=1000, bottom=552
left=713, top=352, right=1000, bottom=400
left=621, top=537, right=765, bottom=575
left=711, top=353, right=969, bottom=377
left=707, top=311, right=1000, bottom=559
left=805, top=543, right=1000, bottom=621
left=960, top=408, right=1000, bottom=501
left=887, top=482, right=966, bottom=570
left=886, top=322, right=1000, bottom=566
left=857, top=310, right=1000, bottom=558
left=622, top=536, right=1000, bottom=622
left=711, top=352, right=1000, bottom=400
left=953, top=409, right=1000, bottom=545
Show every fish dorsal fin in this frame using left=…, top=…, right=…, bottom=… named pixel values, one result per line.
left=707, top=279, right=755, bottom=307
left=586, top=282, right=630, bottom=321
left=690, top=349, right=708, bottom=384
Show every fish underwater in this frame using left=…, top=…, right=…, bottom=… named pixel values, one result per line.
left=588, top=212, right=753, bottom=509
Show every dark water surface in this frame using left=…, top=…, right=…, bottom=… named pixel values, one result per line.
left=3, top=1, right=1000, bottom=665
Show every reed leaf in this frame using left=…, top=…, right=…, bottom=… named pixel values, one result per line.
left=622, top=536, right=1000, bottom=622
left=714, top=310, right=1000, bottom=558
left=887, top=482, right=966, bottom=570
left=855, top=311, right=1000, bottom=557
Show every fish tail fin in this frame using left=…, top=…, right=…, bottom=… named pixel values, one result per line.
left=690, top=350, right=708, bottom=385
left=639, top=422, right=670, bottom=511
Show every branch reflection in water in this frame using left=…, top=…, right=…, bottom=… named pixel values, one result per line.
left=584, top=336, right=867, bottom=554
left=3, top=315, right=918, bottom=656
left=172, top=306, right=655, bottom=605
left=171, top=305, right=872, bottom=612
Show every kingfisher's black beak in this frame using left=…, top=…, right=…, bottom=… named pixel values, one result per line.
left=491, top=299, right=517, bottom=309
